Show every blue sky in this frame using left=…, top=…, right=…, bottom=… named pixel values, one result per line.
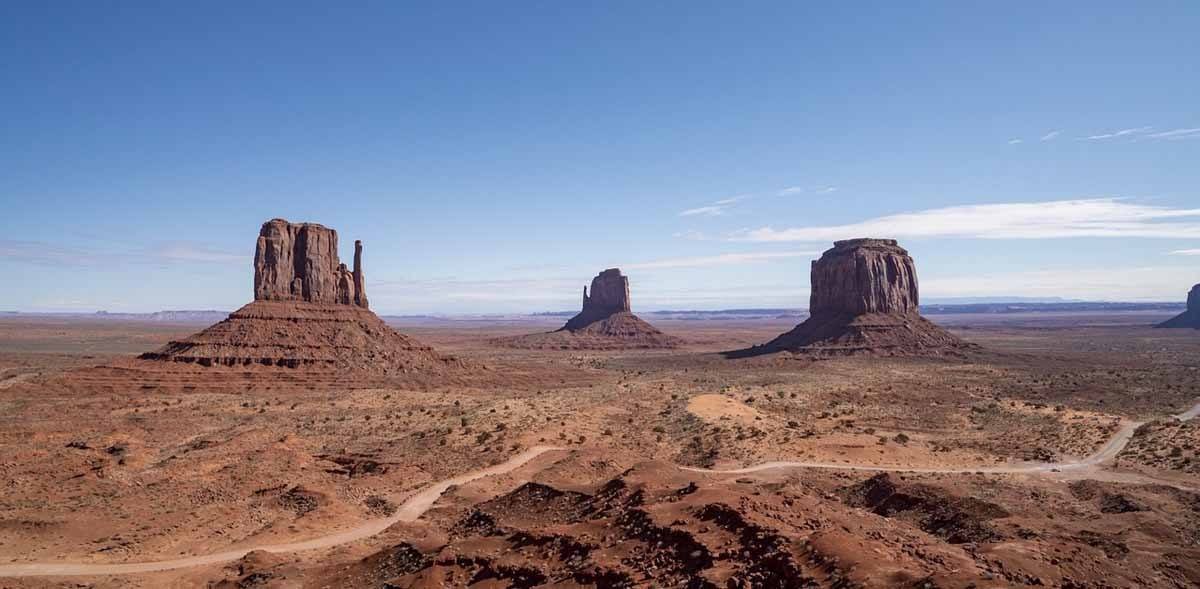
left=2, top=2, right=1198, bottom=313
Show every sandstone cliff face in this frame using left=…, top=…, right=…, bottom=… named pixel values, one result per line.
left=253, top=219, right=368, bottom=309
left=733, top=238, right=968, bottom=357
left=1156, top=283, right=1200, bottom=328
left=139, top=219, right=458, bottom=374
left=563, top=268, right=632, bottom=331
left=809, top=239, right=918, bottom=316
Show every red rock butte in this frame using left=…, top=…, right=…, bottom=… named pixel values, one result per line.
left=139, top=219, right=452, bottom=374
left=1156, top=283, right=1200, bottom=328
left=501, top=268, right=680, bottom=349
left=734, top=238, right=970, bottom=357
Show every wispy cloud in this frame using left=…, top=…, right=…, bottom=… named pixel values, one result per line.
left=625, top=251, right=817, bottom=270
left=731, top=198, right=1200, bottom=242
left=0, top=239, right=244, bottom=267
left=1148, top=127, right=1200, bottom=140
left=1085, top=126, right=1152, bottom=140
left=671, top=230, right=708, bottom=241
left=679, top=205, right=729, bottom=217
left=680, top=185, right=836, bottom=216
left=923, top=266, right=1194, bottom=301
left=1008, top=138, right=1024, bottom=145
left=1169, top=248, right=1200, bottom=256
left=1040, top=130, right=1061, bottom=141
left=154, top=242, right=243, bottom=263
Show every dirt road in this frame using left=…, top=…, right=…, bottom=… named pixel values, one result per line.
left=2, top=400, right=1196, bottom=578
left=0, top=445, right=565, bottom=578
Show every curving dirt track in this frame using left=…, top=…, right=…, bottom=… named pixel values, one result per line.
left=1, top=400, right=1196, bottom=578
left=0, top=445, right=565, bottom=578
left=686, top=400, right=1200, bottom=479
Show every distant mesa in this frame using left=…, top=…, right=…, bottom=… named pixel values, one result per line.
left=1156, top=284, right=1200, bottom=329
left=726, top=238, right=973, bottom=358
left=139, top=218, right=455, bottom=374
left=500, top=268, right=680, bottom=350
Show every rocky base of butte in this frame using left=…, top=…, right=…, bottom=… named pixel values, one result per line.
left=1156, top=284, right=1200, bottom=329
left=732, top=238, right=971, bottom=357
left=501, top=268, right=680, bottom=350
left=139, top=219, right=455, bottom=374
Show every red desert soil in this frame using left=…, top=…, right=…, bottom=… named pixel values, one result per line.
left=0, top=313, right=1199, bottom=587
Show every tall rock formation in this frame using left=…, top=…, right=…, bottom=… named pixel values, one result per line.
left=808, top=239, right=919, bottom=316
left=1156, top=284, right=1200, bottom=328
left=500, top=268, right=679, bottom=349
left=730, top=238, right=969, bottom=357
left=253, top=219, right=368, bottom=309
left=563, top=268, right=632, bottom=331
left=140, top=218, right=453, bottom=375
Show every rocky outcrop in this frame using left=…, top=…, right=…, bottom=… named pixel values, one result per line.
left=729, top=238, right=970, bottom=357
left=253, top=219, right=368, bottom=309
left=563, top=269, right=632, bottom=331
left=141, top=219, right=458, bottom=375
left=499, top=268, right=679, bottom=349
left=809, top=239, right=918, bottom=315
left=1156, top=284, right=1200, bottom=328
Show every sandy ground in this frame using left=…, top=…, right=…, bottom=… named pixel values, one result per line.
left=0, top=311, right=1198, bottom=587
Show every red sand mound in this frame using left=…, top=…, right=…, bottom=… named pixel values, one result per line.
left=501, top=311, right=681, bottom=350
left=139, top=300, right=453, bottom=374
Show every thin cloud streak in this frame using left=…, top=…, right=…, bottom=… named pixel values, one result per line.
left=731, top=198, right=1200, bottom=242
left=625, top=251, right=818, bottom=270
left=0, top=239, right=244, bottom=267
left=1085, top=126, right=1152, bottom=140
left=679, top=185, right=836, bottom=216
left=1149, top=128, right=1200, bottom=139
left=923, top=266, right=1195, bottom=301
left=679, top=205, right=728, bottom=217
left=1040, top=130, right=1060, bottom=141
left=1169, top=249, right=1200, bottom=256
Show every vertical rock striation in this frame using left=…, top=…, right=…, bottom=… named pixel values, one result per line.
left=1156, top=284, right=1200, bottom=328
left=731, top=238, right=969, bottom=357
left=809, top=239, right=919, bottom=315
left=138, top=218, right=451, bottom=373
left=253, top=218, right=368, bottom=309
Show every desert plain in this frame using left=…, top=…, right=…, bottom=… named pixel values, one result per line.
left=1, top=309, right=1198, bottom=588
